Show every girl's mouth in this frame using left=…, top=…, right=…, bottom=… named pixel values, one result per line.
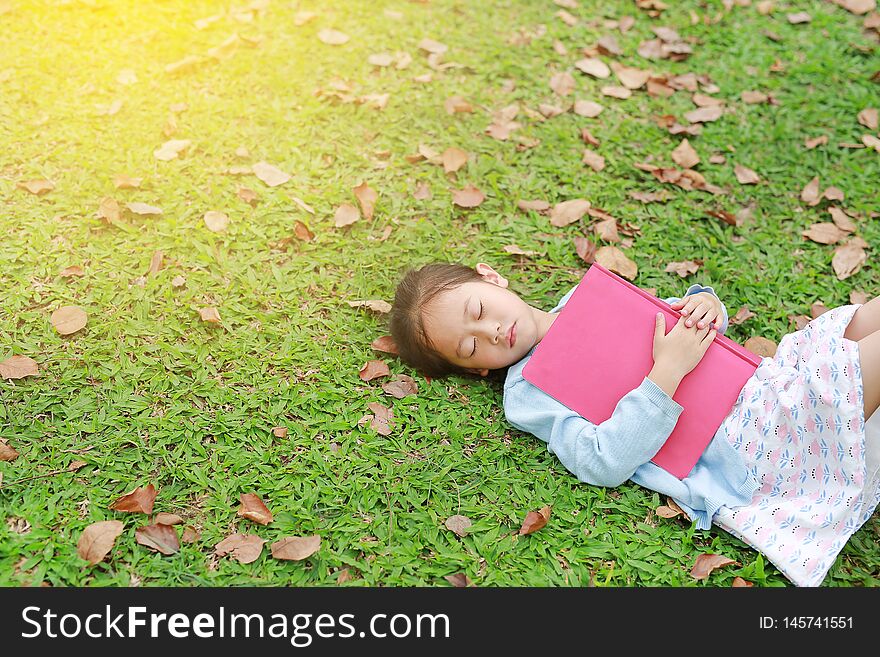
left=508, top=322, right=516, bottom=348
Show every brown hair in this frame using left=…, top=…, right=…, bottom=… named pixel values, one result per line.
left=389, top=262, right=509, bottom=382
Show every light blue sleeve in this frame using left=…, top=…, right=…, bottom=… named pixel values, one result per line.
left=663, top=283, right=729, bottom=335
left=503, top=376, right=684, bottom=487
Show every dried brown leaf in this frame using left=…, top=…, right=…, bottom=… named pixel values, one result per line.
left=135, top=523, right=180, bottom=555
left=595, top=245, right=637, bottom=280
left=203, top=210, right=229, bottom=232
left=50, top=306, right=87, bottom=335
left=0, top=355, right=39, bottom=380
left=359, top=360, right=391, bottom=382
left=452, top=185, right=486, bottom=208
left=802, top=222, right=846, bottom=245
left=550, top=199, right=591, bottom=227
left=671, top=139, right=699, bottom=168
left=371, top=336, right=399, bottom=354
left=744, top=336, right=777, bottom=357
left=252, top=161, right=291, bottom=187
left=381, top=374, right=418, bottom=398
left=110, top=484, right=157, bottom=514
left=214, top=533, right=265, bottom=564
left=238, top=493, right=273, bottom=525
left=334, top=203, right=360, bottom=227
left=519, top=505, right=551, bottom=535
left=690, top=553, right=737, bottom=580
left=734, top=164, right=760, bottom=184
left=77, top=520, right=124, bottom=565
left=445, top=515, right=472, bottom=537
left=353, top=182, right=378, bottom=220
left=271, top=535, right=321, bottom=561
left=198, top=307, right=222, bottom=323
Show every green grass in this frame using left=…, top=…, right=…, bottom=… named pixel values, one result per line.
left=1, top=0, right=878, bottom=587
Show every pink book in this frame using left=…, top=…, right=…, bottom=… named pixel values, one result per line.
left=522, top=262, right=762, bottom=479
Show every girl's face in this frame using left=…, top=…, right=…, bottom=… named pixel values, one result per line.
left=420, top=263, right=558, bottom=377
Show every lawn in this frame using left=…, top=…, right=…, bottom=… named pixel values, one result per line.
left=1, top=0, right=879, bottom=587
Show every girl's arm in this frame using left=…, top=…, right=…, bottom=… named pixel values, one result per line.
left=503, top=376, right=683, bottom=487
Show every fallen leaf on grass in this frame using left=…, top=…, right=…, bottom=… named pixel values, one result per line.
left=77, top=520, right=124, bottom=565
left=800, top=176, right=821, bottom=205
left=744, top=336, right=777, bottom=357
left=805, top=135, right=828, bottom=149
left=214, top=533, right=265, bottom=564
left=353, top=182, right=378, bottom=220
left=517, top=199, right=551, bottom=213
left=252, top=161, right=291, bottom=187
left=684, top=105, right=723, bottom=123
left=359, top=360, right=390, bottom=382
left=601, top=85, right=631, bottom=99
left=182, top=527, right=200, bottom=543
left=198, top=307, right=222, bottom=323
left=237, top=187, right=258, bottom=206
left=371, top=336, right=398, bottom=354
left=318, top=29, right=350, bottom=45
left=519, top=505, right=551, bottom=535
left=126, top=202, right=162, bottom=216
left=575, top=57, right=611, bottom=78
left=690, top=553, right=737, bottom=580
left=153, top=139, right=190, bottom=161
left=0, top=439, right=19, bottom=462
left=445, top=573, right=474, bottom=587
left=294, top=220, right=314, bottom=241
left=445, top=515, right=472, bottom=537
left=732, top=576, right=753, bottom=587
left=114, top=174, right=141, bottom=189
left=857, top=107, right=878, bottom=130
left=204, top=210, right=229, bottom=232
left=238, top=493, right=273, bottom=525
left=655, top=497, right=685, bottom=518
left=17, top=179, right=55, bottom=195
left=802, top=223, right=847, bottom=245
left=630, top=190, right=670, bottom=203
left=59, top=265, right=84, bottom=278
left=549, top=71, right=576, bottom=96
left=442, top=147, right=469, bottom=173
left=829, top=207, right=857, bottom=232
left=452, top=185, right=485, bottom=208
left=154, top=513, right=183, bottom=525
left=734, top=164, right=760, bottom=184
left=671, top=139, right=699, bottom=168
left=366, top=401, right=394, bottom=436
left=271, top=535, right=321, bottom=561
left=595, top=245, right=637, bottom=280
left=0, top=355, right=39, bottom=380
left=573, top=100, right=603, bottom=117
left=381, top=374, right=418, bottom=398
left=110, top=484, right=157, bottom=514
left=665, top=260, right=700, bottom=277
left=334, top=203, right=360, bottom=227
left=347, top=299, right=392, bottom=314
left=582, top=149, right=606, bottom=171
left=50, top=306, right=87, bottom=335
left=135, top=523, right=180, bottom=555
left=550, top=199, right=591, bottom=227
left=611, top=62, right=651, bottom=89
left=833, top=242, right=867, bottom=280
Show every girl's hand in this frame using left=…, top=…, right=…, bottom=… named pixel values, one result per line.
left=669, top=292, right=723, bottom=331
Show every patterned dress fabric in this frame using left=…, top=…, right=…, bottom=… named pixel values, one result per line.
left=712, top=304, right=880, bottom=586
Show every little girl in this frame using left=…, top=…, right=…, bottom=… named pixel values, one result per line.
left=389, top=261, right=880, bottom=586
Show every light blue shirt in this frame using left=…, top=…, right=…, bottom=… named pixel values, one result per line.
left=503, top=282, right=760, bottom=529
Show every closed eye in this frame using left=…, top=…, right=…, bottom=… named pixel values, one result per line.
left=470, top=301, right=483, bottom=357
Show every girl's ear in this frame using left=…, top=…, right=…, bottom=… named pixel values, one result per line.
left=474, top=262, right=508, bottom=288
